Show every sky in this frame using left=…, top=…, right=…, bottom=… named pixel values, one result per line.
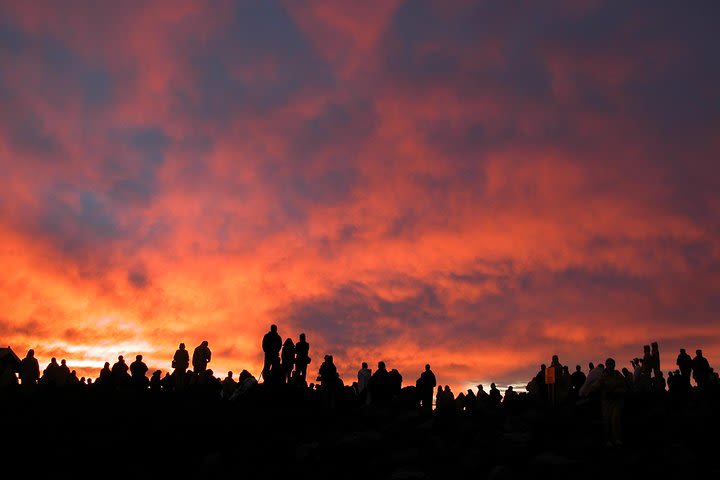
left=1, top=0, right=719, bottom=391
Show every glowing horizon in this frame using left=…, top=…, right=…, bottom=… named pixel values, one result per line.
left=1, top=1, right=719, bottom=392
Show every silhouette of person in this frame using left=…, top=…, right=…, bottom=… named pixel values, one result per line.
left=318, top=355, right=339, bottom=387
left=417, top=364, right=436, bottom=411
left=172, top=343, right=189, bottom=390
left=281, top=338, right=295, bottom=384
left=19, top=349, right=40, bottom=387
left=192, top=341, right=212, bottom=373
left=357, top=362, right=371, bottom=393
left=548, top=355, right=563, bottom=404
left=150, top=370, right=162, bottom=392
left=443, top=385, right=455, bottom=408
left=621, top=367, right=634, bottom=391
left=580, top=363, right=604, bottom=397
left=692, top=349, right=710, bottom=388
left=318, top=355, right=340, bottom=408
left=112, top=355, right=129, bottom=386
left=130, top=355, right=149, bottom=390
left=58, top=359, right=70, bottom=386
left=389, top=369, right=402, bottom=396
left=651, top=342, right=661, bottom=378
left=586, top=358, right=627, bottom=447
left=99, top=362, right=112, bottom=385
left=654, top=371, right=666, bottom=392
left=294, top=333, right=310, bottom=381
left=503, top=385, right=518, bottom=405
left=476, top=384, right=489, bottom=405
left=465, top=389, right=477, bottom=409
left=222, top=371, right=237, bottom=399
left=435, top=385, right=444, bottom=409
left=570, top=365, right=586, bottom=394
left=676, top=348, right=692, bottom=384
left=489, top=383, right=502, bottom=406
left=42, top=357, right=60, bottom=387
left=369, top=361, right=391, bottom=406
left=262, top=325, right=282, bottom=380
left=641, top=344, right=654, bottom=377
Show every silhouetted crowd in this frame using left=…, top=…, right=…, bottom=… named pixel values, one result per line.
left=1, top=331, right=719, bottom=448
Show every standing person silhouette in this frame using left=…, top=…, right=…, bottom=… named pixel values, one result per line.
left=692, top=349, right=710, bottom=388
left=294, top=333, right=310, bottom=381
left=130, top=355, right=149, bottom=390
left=20, top=349, right=40, bottom=387
left=357, top=362, right=371, bottom=392
left=676, top=349, right=692, bottom=384
left=172, top=343, right=190, bottom=389
left=417, top=364, right=436, bottom=411
left=281, top=338, right=295, bottom=384
left=192, top=341, right=212, bottom=373
left=651, top=342, right=661, bottom=378
left=570, top=365, right=586, bottom=395
left=262, top=325, right=282, bottom=381
left=369, top=361, right=391, bottom=406
left=111, top=356, right=129, bottom=386
left=586, top=358, right=627, bottom=447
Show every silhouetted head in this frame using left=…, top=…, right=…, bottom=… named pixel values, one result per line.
left=27, top=349, right=34, bottom=358
left=361, top=362, right=368, bottom=369
left=118, top=355, right=124, bottom=361
left=605, top=358, right=616, bottom=372
left=104, top=362, right=110, bottom=368
left=179, top=343, right=185, bottom=349
left=227, top=371, right=233, bottom=378
left=540, top=364, right=546, bottom=370
left=270, top=324, right=277, bottom=332
left=589, top=362, right=595, bottom=370
left=477, top=384, right=484, bottom=391
left=300, top=333, right=305, bottom=341
left=552, top=355, right=559, bottom=363
left=61, top=359, right=66, bottom=366
left=651, top=342, right=658, bottom=350
left=575, top=365, right=581, bottom=372
left=202, top=340, right=208, bottom=347
left=598, top=363, right=604, bottom=369
left=507, top=386, right=513, bottom=392
left=696, top=349, right=703, bottom=357
left=136, top=355, right=142, bottom=361
left=425, top=364, right=431, bottom=371
left=491, top=383, right=496, bottom=389
left=378, top=361, right=386, bottom=370
left=284, top=338, right=293, bottom=346
left=643, top=345, right=650, bottom=353
left=658, top=371, right=664, bottom=378
left=680, top=348, right=686, bottom=354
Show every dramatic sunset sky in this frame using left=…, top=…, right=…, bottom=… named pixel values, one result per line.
left=1, top=1, right=719, bottom=390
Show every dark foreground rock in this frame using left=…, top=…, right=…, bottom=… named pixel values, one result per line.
left=1, top=386, right=719, bottom=479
